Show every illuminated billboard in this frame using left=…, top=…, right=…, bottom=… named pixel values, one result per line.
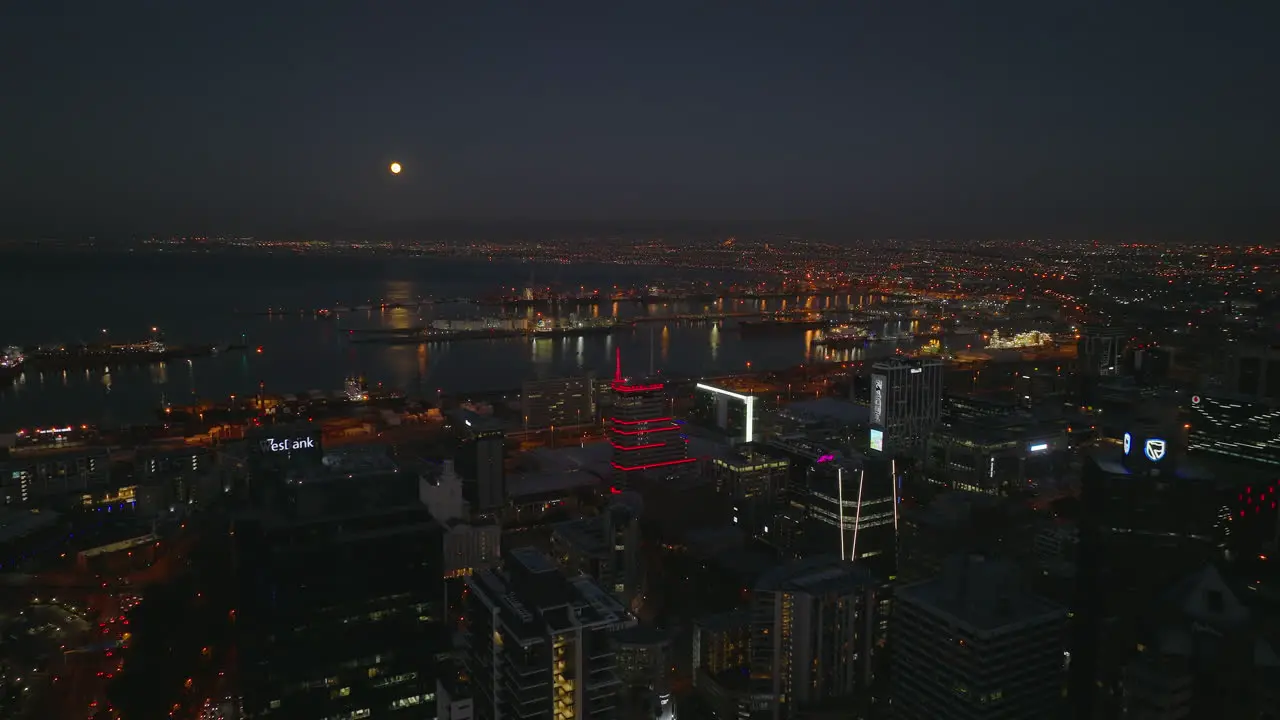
left=869, top=428, right=884, bottom=452
left=871, top=374, right=885, bottom=426
left=247, top=424, right=324, bottom=470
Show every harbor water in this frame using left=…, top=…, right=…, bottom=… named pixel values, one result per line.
left=0, top=251, right=929, bottom=428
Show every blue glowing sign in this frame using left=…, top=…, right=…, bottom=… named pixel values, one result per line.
left=1144, top=438, right=1167, bottom=462
left=1123, top=433, right=1132, bottom=455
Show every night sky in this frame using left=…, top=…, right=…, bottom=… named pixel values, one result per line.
left=1, top=2, right=1276, bottom=240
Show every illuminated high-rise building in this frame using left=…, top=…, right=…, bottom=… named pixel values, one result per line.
left=868, top=357, right=943, bottom=456
left=750, top=555, right=890, bottom=720
left=1077, top=325, right=1128, bottom=378
left=608, top=349, right=692, bottom=488
left=465, top=547, right=636, bottom=720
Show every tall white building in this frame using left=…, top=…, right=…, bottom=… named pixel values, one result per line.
left=892, top=554, right=1067, bottom=719
left=868, top=357, right=943, bottom=455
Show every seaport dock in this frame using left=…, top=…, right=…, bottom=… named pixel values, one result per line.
left=12, top=342, right=248, bottom=371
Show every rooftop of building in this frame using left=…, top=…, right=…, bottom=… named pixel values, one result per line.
left=137, top=444, right=214, bottom=459
left=780, top=398, right=870, bottom=427
left=553, top=500, right=642, bottom=554
left=507, top=468, right=601, bottom=499
left=612, top=623, right=671, bottom=647
left=904, top=491, right=1010, bottom=529
left=526, top=441, right=614, bottom=476
left=755, top=554, right=879, bottom=595
left=1087, top=446, right=1215, bottom=483
left=1148, top=564, right=1280, bottom=668
left=898, top=553, right=1065, bottom=633
left=694, top=608, right=750, bottom=632
left=449, top=408, right=504, bottom=432
left=712, top=446, right=790, bottom=471
left=0, top=508, right=62, bottom=543
left=470, top=546, right=635, bottom=642
left=246, top=421, right=319, bottom=439
left=284, top=446, right=400, bottom=484
left=872, top=356, right=943, bottom=371
left=0, top=444, right=111, bottom=463
left=932, top=415, right=1063, bottom=444
left=766, top=433, right=845, bottom=462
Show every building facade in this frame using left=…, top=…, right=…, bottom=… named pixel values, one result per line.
left=750, top=555, right=889, bottom=720
left=452, top=411, right=506, bottom=512
left=465, top=547, right=636, bottom=720
left=551, top=498, right=644, bottom=608
left=691, top=383, right=757, bottom=445
left=1188, top=393, right=1280, bottom=467
left=712, top=449, right=788, bottom=544
left=608, top=350, right=691, bottom=487
left=233, top=445, right=443, bottom=719
left=1078, top=325, right=1128, bottom=378
left=522, top=375, right=596, bottom=430
left=893, top=554, right=1067, bottom=720
left=0, top=446, right=109, bottom=508
left=925, top=417, right=1068, bottom=495
left=869, top=357, right=943, bottom=455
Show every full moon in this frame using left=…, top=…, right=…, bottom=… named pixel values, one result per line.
left=389, top=162, right=402, bottom=174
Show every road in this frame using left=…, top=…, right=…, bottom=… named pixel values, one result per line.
left=17, top=526, right=200, bottom=719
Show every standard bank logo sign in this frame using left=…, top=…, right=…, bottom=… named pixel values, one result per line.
left=260, top=437, right=316, bottom=453
left=1143, top=438, right=1167, bottom=462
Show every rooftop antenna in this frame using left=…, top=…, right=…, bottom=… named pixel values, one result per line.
left=615, top=346, right=623, bottom=384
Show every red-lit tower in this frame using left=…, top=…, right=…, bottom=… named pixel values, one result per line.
left=609, top=348, right=693, bottom=488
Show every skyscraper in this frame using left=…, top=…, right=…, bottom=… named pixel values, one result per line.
left=233, top=445, right=443, bottom=719
left=1077, top=325, right=1128, bottom=378
left=868, top=357, right=943, bottom=455
left=522, top=374, right=596, bottom=430
left=691, top=382, right=757, bottom=445
left=893, top=554, right=1068, bottom=720
left=750, top=555, right=889, bottom=720
left=1071, top=414, right=1222, bottom=717
left=1122, top=563, right=1280, bottom=718
left=452, top=410, right=505, bottom=512
left=608, top=349, right=692, bottom=488
left=465, top=547, right=636, bottom=720
left=552, top=496, right=644, bottom=607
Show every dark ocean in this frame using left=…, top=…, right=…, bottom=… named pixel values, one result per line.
left=0, top=250, right=910, bottom=428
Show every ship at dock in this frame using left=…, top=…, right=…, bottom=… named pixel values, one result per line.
left=811, top=326, right=871, bottom=347
left=1, top=345, right=24, bottom=383
left=346, top=314, right=628, bottom=345
left=737, top=314, right=829, bottom=332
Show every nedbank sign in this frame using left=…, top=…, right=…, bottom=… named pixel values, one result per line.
left=259, top=436, right=317, bottom=453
